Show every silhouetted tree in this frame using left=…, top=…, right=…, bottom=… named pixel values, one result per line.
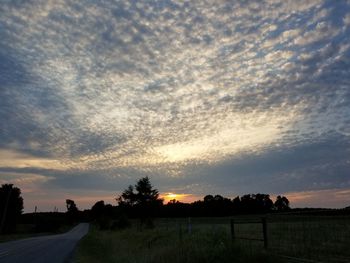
left=255, top=193, right=274, bottom=212
left=240, top=194, right=273, bottom=214
left=0, top=184, right=23, bottom=233
left=163, top=200, right=191, bottom=217
left=90, top=200, right=115, bottom=230
left=204, top=195, right=214, bottom=202
left=118, top=177, right=162, bottom=208
left=135, top=177, right=162, bottom=207
left=274, top=195, right=290, bottom=211
left=232, top=196, right=241, bottom=214
left=117, top=177, right=163, bottom=227
left=240, top=194, right=255, bottom=213
left=91, top=200, right=105, bottom=219
left=214, top=195, right=224, bottom=202
left=66, top=199, right=78, bottom=213
left=190, top=194, right=234, bottom=217
left=66, top=199, right=79, bottom=223
left=117, top=185, right=137, bottom=207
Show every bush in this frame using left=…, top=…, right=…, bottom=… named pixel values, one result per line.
left=111, top=214, right=131, bottom=230
left=96, top=216, right=112, bottom=230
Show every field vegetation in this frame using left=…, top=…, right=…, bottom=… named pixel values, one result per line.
left=73, top=220, right=280, bottom=263
left=73, top=215, right=350, bottom=263
left=2, top=180, right=350, bottom=262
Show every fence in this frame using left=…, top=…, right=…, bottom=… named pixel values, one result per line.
left=227, top=215, right=350, bottom=263
left=157, top=215, right=350, bottom=263
left=230, top=217, right=268, bottom=249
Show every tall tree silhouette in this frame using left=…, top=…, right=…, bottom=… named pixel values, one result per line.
left=66, top=199, right=79, bottom=223
left=0, top=184, right=23, bottom=233
left=66, top=199, right=78, bottom=213
left=117, top=177, right=163, bottom=227
left=117, top=185, right=137, bottom=207
left=135, top=177, right=162, bottom=207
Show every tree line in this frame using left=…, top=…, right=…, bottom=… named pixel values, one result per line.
left=63, top=177, right=292, bottom=230
left=0, top=179, right=290, bottom=233
left=116, top=176, right=290, bottom=219
left=2, top=177, right=348, bottom=233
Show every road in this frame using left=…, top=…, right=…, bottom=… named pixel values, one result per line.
left=0, top=223, right=89, bottom=263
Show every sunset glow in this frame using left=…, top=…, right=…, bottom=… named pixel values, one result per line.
left=161, top=193, right=195, bottom=204
left=1, top=1, right=350, bottom=211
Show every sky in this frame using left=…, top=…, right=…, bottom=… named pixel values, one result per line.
left=1, top=0, right=350, bottom=212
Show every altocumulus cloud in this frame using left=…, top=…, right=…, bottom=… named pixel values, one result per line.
left=0, top=0, right=350, bottom=211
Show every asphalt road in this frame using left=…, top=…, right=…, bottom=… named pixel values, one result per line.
left=0, top=223, right=89, bottom=263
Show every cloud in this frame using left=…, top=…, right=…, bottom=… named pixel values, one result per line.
left=344, top=13, right=350, bottom=25
left=0, top=0, right=350, bottom=209
left=0, top=149, right=67, bottom=170
left=180, top=132, right=350, bottom=196
left=294, top=21, right=340, bottom=46
left=287, top=188, right=350, bottom=208
left=0, top=171, right=50, bottom=194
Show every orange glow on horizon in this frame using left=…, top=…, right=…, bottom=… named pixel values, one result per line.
left=161, top=193, right=198, bottom=204
left=283, top=188, right=350, bottom=208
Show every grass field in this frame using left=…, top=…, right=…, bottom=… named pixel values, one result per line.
left=73, top=215, right=350, bottom=263
left=264, top=215, right=350, bottom=262
left=73, top=222, right=280, bottom=263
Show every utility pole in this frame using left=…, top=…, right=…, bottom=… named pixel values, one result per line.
left=0, top=187, right=12, bottom=234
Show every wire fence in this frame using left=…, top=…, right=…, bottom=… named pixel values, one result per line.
left=265, top=215, right=350, bottom=263
left=157, top=214, right=350, bottom=263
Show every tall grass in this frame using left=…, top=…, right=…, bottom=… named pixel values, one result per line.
left=266, top=215, right=350, bottom=262
left=74, top=215, right=350, bottom=263
left=73, top=222, right=280, bottom=263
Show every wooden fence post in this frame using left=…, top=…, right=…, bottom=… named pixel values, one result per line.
left=262, top=217, right=268, bottom=249
left=230, top=219, right=235, bottom=243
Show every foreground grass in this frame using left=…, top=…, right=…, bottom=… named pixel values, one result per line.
left=73, top=224, right=282, bottom=263
left=74, top=215, right=350, bottom=263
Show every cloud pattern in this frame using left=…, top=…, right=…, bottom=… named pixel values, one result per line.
left=1, top=0, right=350, bottom=210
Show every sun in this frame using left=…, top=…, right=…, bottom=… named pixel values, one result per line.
left=161, top=193, right=196, bottom=203
left=166, top=193, right=178, bottom=199
left=161, top=193, right=181, bottom=203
